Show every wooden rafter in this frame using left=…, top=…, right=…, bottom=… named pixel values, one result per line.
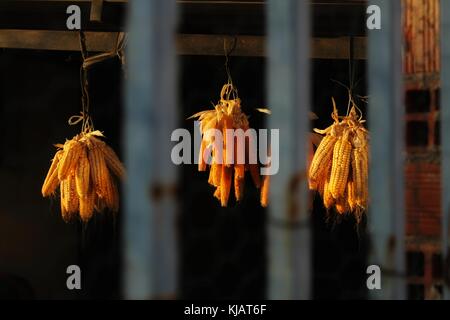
left=0, top=30, right=367, bottom=59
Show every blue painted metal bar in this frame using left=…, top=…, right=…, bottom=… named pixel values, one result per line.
left=368, top=0, right=405, bottom=300
left=124, top=0, right=178, bottom=299
left=267, top=0, right=311, bottom=299
left=441, top=0, right=450, bottom=301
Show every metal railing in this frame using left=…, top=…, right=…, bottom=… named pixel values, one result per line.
left=123, top=0, right=450, bottom=300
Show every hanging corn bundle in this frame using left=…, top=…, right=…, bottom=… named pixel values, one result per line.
left=189, top=83, right=267, bottom=207
left=308, top=97, right=369, bottom=222
left=42, top=129, right=125, bottom=222
left=41, top=32, right=126, bottom=222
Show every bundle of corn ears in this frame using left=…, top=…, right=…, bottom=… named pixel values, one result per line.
left=308, top=98, right=369, bottom=222
left=41, top=130, right=125, bottom=222
left=189, top=84, right=269, bottom=207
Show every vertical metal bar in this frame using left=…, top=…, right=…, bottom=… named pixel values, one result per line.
left=124, top=0, right=178, bottom=299
left=368, top=0, right=405, bottom=300
left=267, top=0, right=311, bottom=299
left=441, top=0, right=450, bottom=301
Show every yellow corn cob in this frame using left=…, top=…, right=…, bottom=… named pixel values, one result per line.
left=213, top=186, right=221, bottom=201
left=347, top=179, right=356, bottom=211
left=66, top=173, right=79, bottom=214
left=317, top=172, right=326, bottom=197
left=208, top=164, right=215, bottom=186
left=220, top=165, right=232, bottom=207
left=58, top=139, right=83, bottom=181
left=363, top=146, right=369, bottom=206
left=198, top=140, right=207, bottom=172
left=260, top=175, right=270, bottom=207
left=309, top=135, right=337, bottom=189
left=234, top=167, right=245, bottom=202
left=89, top=136, right=126, bottom=180
left=222, top=115, right=233, bottom=167
left=323, top=179, right=334, bottom=209
left=202, top=116, right=218, bottom=133
left=213, top=163, right=222, bottom=187
left=79, top=189, right=96, bottom=222
left=42, top=150, right=63, bottom=197
left=95, top=195, right=106, bottom=212
left=329, top=130, right=352, bottom=199
left=101, top=143, right=126, bottom=180
left=87, top=139, right=109, bottom=198
left=335, top=196, right=349, bottom=215
left=103, top=170, right=119, bottom=212
left=358, top=146, right=369, bottom=208
left=235, top=164, right=245, bottom=180
left=60, top=180, right=68, bottom=221
left=75, top=145, right=90, bottom=198
left=234, top=133, right=245, bottom=179
left=312, top=159, right=331, bottom=194
left=352, top=147, right=366, bottom=208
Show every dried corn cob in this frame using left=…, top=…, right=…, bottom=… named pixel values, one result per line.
left=234, top=174, right=245, bottom=202
left=42, top=150, right=63, bottom=197
left=323, top=179, right=334, bottom=209
left=308, top=97, right=370, bottom=221
left=75, top=146, right=90, bottom=198
left=329, top=130, right=352, bottom=200
left=58, top=139, right=83, bottom=181
left=189, top=83, right=267, bottom=207
left=42, top=130, right=125, bottom=223
left=99, top=141, right=126, bottom=180
left=260, top=175, right=270, bottom=208
left=335, top=195, right=349, bottom=215
left=309, top=135, right=337, bottom=189
left=103, top=170, right=119, bottom=212
left=198, top=140, right=207, bottom=172
left=87, top=141, right=109, bottom=198
left=79, top=189, right=96, bottom=222
left=347, top=179, right=356, bottom=211
left=213, top=186, right=221, bottom=201
left=220, top=165, right=232, bottom=207
left=234, top=159, right=245, bottom=202
left=60, top=179, right=70, bottom=222
left=66, top=173, right=79, bottom=215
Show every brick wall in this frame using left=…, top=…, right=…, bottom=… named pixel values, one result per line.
left=405, top=162, right=441, bottom=237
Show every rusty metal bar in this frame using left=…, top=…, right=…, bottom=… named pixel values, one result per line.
left=267, top=0, right=311, bottom=299
left=124, top=0, right=178, bottom=299
left=368, top=0, right=405, bottom=299
left=441, top=0, right=450, bottom=300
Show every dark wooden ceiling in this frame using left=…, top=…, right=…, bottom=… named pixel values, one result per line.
left=0, top=0, right=367, bottom=36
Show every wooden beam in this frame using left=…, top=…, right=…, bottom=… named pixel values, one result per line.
left=0, top=30, right=117, bottom=52
left=0, top=1, right=367, bottom=36
left=0, top=30, right=367, bottom=59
